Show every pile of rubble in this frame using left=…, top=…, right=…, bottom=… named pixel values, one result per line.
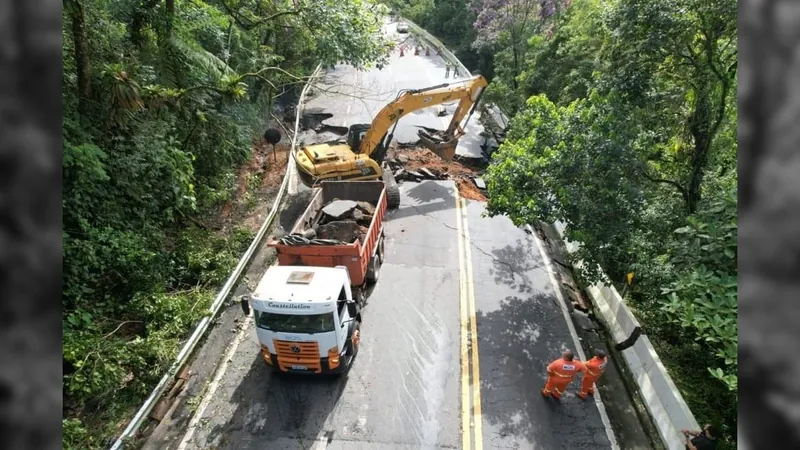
left=384, top=148, right=489, bottom=201
left=279, top=199, right=375, bottom=246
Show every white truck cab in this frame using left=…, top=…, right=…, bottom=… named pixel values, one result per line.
left=240, top=265, right=362, bottom=375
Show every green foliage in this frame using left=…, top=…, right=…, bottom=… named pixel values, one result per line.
left=518, top=0, right=608, bottom=106
left=661, top=189, right=737, bottom=390
left=486, top=93, right=646, bottom=283
left=63, top=0, right=387, bottom=445
left=63, top=417, right=96, bottom=450
left=472, top=0, right=738, bottom=440
left=631, top=302, right=738, bottom=449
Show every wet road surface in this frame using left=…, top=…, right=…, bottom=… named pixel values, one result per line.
left=150, top=181, right=461, bottom=449
left=461, top=199, right=612, bottom=449
left=142, top=181, right=614, bottom=449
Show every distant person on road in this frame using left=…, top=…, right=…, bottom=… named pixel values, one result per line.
left=542, top=350, right=585, bottom=400
left=445, top=63, right=450, bottom=78
left=578, top=349, right=608, bottom=400
left=453, top=66, right=459, bottom=78
left=682, top=424, right=719, bottom=450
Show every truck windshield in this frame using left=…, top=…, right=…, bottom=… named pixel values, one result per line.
left=254, top=311, right=336, bottom=334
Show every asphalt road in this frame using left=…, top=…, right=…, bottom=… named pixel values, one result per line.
left=144, top=179, right=613, bottom=450
left=462, top=199, right=612, bottom=449
left=140, top=20, right=618, bottom=450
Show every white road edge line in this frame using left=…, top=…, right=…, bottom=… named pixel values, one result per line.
left=176, top=316, right=253, bottom=450
left=527, top=224, right=620, bottom=450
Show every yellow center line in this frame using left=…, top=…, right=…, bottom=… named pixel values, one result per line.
left=462, top=198, right=483, bottom=450
left=455, top=190, right=472, bottom=450
left=456, top=193, right=483, bottom=450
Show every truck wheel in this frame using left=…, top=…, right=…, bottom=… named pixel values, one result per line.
left=339, top=323, right=360, bottom=375
left=354, top=288, right=366, bottom=307
left=365, top=255, right=381, bottom=284
left=377, top=236, right=385, bottom=264
left=351, top=324, right=361, bottom=357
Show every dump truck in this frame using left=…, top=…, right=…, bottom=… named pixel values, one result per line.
left=239, top=181, right=387, bottom=375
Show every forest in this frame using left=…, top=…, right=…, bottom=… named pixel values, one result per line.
left=63, top=0, right=737, bottom=447
left=389, top=0, right=737, bottom=446
left=62, top=0, right=390, bottom=446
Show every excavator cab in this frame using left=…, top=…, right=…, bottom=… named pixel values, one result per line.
left=346, top=124, right=371, bottom=153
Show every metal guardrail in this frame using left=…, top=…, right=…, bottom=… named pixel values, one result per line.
left=109, top=64, right=323, bottom=450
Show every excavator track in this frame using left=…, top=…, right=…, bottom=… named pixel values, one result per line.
left=382, top=163, right=401, bottom=209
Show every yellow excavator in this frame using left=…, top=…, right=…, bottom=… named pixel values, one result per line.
left=294, top=75, right=489, bottom=208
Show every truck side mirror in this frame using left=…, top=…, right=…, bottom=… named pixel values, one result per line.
left=346, top=301, right=358, bottom=318
left=240, top=295, right=251, bottom=316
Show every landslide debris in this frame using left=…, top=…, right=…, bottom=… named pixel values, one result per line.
left=385, top=147, right=489, bottom=202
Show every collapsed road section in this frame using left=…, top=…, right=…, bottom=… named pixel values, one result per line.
left=387, top=146, right=489, bottom=201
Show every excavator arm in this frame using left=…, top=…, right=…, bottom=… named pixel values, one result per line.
left=358, top=75, right=488, bottom=160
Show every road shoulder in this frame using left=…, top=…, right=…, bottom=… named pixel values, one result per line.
left=537, top=222, right=663, bottom=450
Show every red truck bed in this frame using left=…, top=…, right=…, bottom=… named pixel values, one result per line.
left=267, top=181, right=388, bottom=286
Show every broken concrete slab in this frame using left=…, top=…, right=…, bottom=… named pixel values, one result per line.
left=419, top=168, right=437, bottom=179
left=572, top=309, right=597, bottom=331
left=397, top=154, right=410, bottom=163
left=473, top=177, right=486, bottom=190
left=356, top=214, right=373, bottom=226
left=356, top=201, right=376, bottom=215
left=318, top=220, right=361, bottom=243
left=322, top=200, right=358, bottom=220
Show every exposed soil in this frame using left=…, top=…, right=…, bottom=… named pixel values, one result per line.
left=387, top=146, right=488, bottom=202
left=217, top=139, right=293, bottom=233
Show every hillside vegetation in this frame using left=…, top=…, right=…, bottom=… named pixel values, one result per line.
left=388, top=0, right=737, bottom=446
left=62, top=0, right=389, bottom=446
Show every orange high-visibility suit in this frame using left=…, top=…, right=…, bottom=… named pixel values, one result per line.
left=542, top=358, right=585, bottom=399
left=578, top=355, right=608, bottom=399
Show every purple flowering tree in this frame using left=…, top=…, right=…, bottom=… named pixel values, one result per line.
left=470, top=0, right=569, bottom=88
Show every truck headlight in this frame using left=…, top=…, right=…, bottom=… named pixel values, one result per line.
left=261, top=344, right=273, bottom=365
left=328, top=346, right=340, bottom=369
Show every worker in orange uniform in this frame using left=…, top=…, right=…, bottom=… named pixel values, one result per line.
left=578, top=349, right=608, bottom=400
left=542, top=350, right=585, bottom=400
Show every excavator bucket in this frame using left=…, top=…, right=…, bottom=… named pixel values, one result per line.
left=417, top=127, right=459, bottom=161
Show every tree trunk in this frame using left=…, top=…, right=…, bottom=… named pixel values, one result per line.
left=130, top=0, right=161, bottom=48
left=65, top=0, right=92, bottom=115
left=511, top=42, right=519, bottom=90
left=165, top=0, right=175, bottom=35
left=686, top=77, right=713, bottom=214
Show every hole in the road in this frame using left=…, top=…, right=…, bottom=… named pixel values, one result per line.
left=301, top=112, right=334, bottom=130
left=300, top=112, right=349, bottom=135
left=319, top=124, right=348, bottom=135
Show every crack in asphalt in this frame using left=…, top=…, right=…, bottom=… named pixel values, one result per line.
left=407, top=204, right=526, bottom=281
